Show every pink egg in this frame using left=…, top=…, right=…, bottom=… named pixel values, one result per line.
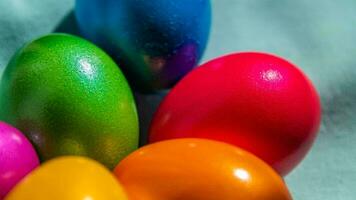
left=0, top=121, right=39, bottom=199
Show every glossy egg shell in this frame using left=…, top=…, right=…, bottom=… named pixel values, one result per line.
left=149, top=52, right=321, bottom=176
left=75, top=0, right=211, bottom=91
left=0, top=122, right=39, bottom=199
left=114, top=138, right=293, bottom=200
left=0, top=34, right=139, bottom=169
left=5, top=156, right=128, bottom=200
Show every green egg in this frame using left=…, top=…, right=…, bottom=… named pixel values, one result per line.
left=0, top=34, right=139, bottom=169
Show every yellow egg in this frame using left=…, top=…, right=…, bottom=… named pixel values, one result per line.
left=5, top=156, right=128, bottom=200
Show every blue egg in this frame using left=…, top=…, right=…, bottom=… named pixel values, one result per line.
left=75, top=0, right=211, bottom=92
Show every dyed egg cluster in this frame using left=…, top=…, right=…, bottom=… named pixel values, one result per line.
left=0, top=0, right=321, bottom=200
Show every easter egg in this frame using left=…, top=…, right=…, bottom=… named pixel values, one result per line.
left=114, top=138, right=293, bottom=200
left=0, top=34, right=139, bottom=169
left=75, top=0, right=211, bottom=92
left=0, top=122, right=39, bottom=199
left=149, top=52, right=321, bottom=176
left=5, top=156, right=128, bottom=200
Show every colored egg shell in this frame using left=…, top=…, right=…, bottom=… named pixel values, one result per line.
left=0, top=34, right=139, bottom=169
left=0, top=122, right=39, bottom=199
left=149, top=52, right=321, bottom=176
left=114, top=138, right=293, bottom=200
left=5, top=156, right=128, bottom=200
left=75, top=0, right=211, bottom=91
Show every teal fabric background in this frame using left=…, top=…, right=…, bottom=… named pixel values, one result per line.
left=1, top=0, right=355, bottom=199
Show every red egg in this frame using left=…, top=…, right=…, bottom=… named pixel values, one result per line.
left=149, top=52, right=321, bottom=176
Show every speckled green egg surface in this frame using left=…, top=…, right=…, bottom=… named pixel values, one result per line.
left=0, top=33, right=139, bottom=169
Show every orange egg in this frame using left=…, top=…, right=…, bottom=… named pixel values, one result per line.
left=114, top=138, right=293, bottom=200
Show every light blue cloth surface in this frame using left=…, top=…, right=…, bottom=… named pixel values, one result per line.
left=1, top=0, right=355, bottom=199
